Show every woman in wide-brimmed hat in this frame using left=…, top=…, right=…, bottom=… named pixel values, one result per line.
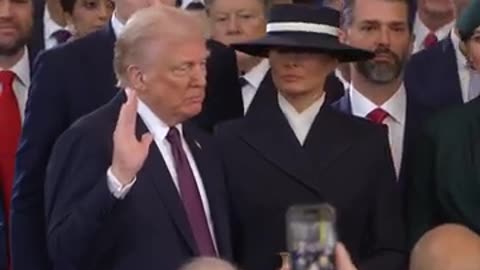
left=215, top=4, right=406, bottom=270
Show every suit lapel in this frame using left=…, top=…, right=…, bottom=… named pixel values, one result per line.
left=245, top=70, right=276, bottom=117
left=303, top=106, right=356, bottom=180
left=241, top=97, right=324, bottom=198
left=399, top=95, right=432, bottom=184
left=182, top=125, right=231, bottom=258
left=331, top=94, right=352, bottom=114
left=135, top=118, right=198, bottom=255
left=438, top=38, right=463, bottom=103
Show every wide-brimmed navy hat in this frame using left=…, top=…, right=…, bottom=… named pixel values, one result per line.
left=232, top=4, right=374, bottom=62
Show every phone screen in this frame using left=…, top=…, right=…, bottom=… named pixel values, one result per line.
left=286, top=204, right=337, bottom=270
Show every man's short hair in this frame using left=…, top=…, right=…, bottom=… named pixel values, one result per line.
left=342, top=0, right=413, bottom=31
left=113, top=6, right=203, bottom=88
left=60, top=0, right=76, bottom=14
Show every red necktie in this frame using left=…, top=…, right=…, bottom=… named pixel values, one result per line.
left=367, top=108, right=388, bottom=124
left=423, top=32, right=438, bottom=49
left=0, top=70, right=19, bottom=268
left=0, top=70, right=20, bottom=215
left=166, top=127, right=216, bottom=256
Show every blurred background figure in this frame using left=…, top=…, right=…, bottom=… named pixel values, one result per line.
left=184, top=1, right=210, bottom=36
left=405, top=0, right=473, bottom=110
left=458, top=0, right=480, bottom=71
left=406, top=0, right=480, bottom=249
left=412, top=0, right=455, bottom=53
left=410, top=224, right=480, bottom=270
left=30, top=0, right=72, bottom=62
left=207, top=0, right=269, bottom=75
left=60, top=0, right=115, bottom=39
left=179, top=257, right=238, bottom=270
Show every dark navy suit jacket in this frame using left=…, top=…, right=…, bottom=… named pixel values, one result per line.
left=404, top=37, right=463, bottom=109
left=331, top=90, right=434, bottom=186
left=45, top=92, right=232, bottom=270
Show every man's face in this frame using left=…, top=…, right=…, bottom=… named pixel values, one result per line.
left=345, top=0, right=412, bottom=84
left=418, top=0, right=454, bottom=17
left=0, top=0, right=33, bottom=56
left=208, top=0, right=266, bottom=46
left=114, top=0, right=175, bottom=22
left=269, top=48, right=337, bottom=98
left=139, top=36, right=209, bottom=123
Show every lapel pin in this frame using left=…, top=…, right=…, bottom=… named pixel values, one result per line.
left=194, top=140, right=202, bottom=150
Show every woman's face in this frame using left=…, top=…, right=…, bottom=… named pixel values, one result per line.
left=465, top=28, right=480, bottom=71
left=68, top=0, right=114, bottom=38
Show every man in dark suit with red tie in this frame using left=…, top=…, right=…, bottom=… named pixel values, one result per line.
left=0, top=0, right=33, bottom=268
left=44, top=6, right=231, bottom=270
left=332, top=0, right=434, bottom=186
left=405, top=0, right=474, bottom=110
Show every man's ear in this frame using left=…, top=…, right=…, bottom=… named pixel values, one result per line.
left=338, top=28, right=348, bottom=44
left=126, top=65, right=148, bottom=93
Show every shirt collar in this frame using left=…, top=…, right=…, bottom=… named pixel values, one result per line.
left=43, top=4, right=71, bottom=39
left=349, top=83, right=406, bottom=124
left=451, top=29, right=468, bottom=70
left=243, top=59, right=270, bottom=89
left=136, top=93, right=184, bottom=141
left=278, top=92, right=324, bottom=125
left=111, top=12, right=125, bottom=38
left=0, top=47, right=31, bottom=88
left=414, top=12, right=455, bottom=45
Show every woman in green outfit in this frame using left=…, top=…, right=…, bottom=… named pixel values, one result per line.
left=406, top=0, right=480, bottom=248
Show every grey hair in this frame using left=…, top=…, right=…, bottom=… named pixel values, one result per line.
left=113, top=5, right=203, bottom=88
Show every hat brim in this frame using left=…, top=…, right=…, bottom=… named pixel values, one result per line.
left=232, top=33, right=374, bottom=62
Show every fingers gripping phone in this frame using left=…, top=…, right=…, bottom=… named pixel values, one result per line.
left=286, top=204, right=337, bottom=270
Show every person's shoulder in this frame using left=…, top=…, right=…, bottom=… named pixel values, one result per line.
left=325, top=107, right=386, bottom=138
left=408, top=37, right=451, bottom=66
left=214, top=118, right=247, bottom=139
left=58, top=98, right=118, bottom=145
left=35, top=27, right=111, bottom=65
left=425, top=99, right=480, bottom=135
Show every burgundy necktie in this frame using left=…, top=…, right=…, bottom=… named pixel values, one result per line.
left=166, top=127, right=216, bottom=256
left=367, top=108, right=388, bottom=124
left=423, top=32, right=438, bottom=49
left=52, top=29, right=72, bottom=44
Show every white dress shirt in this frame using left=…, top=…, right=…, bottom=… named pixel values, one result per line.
left=111, top=12, right=124, bottom=37
left=413, top=13, right=454, bottom=54
left=335, top=69, right=350, bottom=90
left=43, top=5, right=71, bottom=49
left=278, top=93, right=325, bottom=145
left=241, top=59, right=270, bottom=114
left=450, top=30, right=477, bottom=102
left=350, top=84, right=406, bottom=177
left=0, top=47, right=31, bottom=122
left=106, top=96, right=217, bottom=251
